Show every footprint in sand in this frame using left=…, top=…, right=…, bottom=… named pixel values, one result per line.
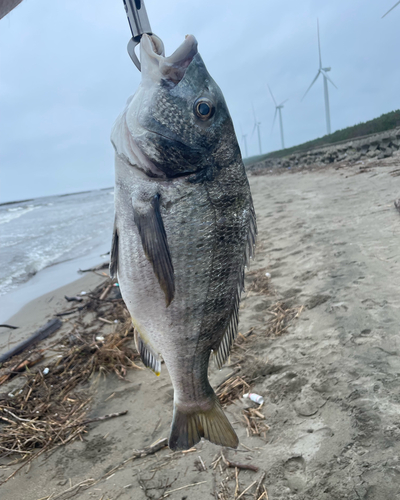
left=284, top=456, right=307, bottom=493
left=291, top=427, right=334, bottom=461
left=294, top=386, right=327, bottom=417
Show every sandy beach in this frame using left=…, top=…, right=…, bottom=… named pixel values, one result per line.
left=1, top=155, right=400, bottom=500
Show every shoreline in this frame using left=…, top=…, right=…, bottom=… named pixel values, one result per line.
left=0, top=271, right=107, bottom=359
left=0, top=186, right=113, bottom=206
left=0, top=244, right=110, bottom=324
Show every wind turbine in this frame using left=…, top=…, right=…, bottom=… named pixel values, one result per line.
left=302, top=19, right=337, bottom=135
left=382, top=1, right=400, bottom=17
left=240, top=124, right=248, bottom=158
left=251, top=105, right=262, bottom=155
left=268, top=85, right=288, bottom=150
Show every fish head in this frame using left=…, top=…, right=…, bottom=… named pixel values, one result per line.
left=112, top=34, right=240, bottom=178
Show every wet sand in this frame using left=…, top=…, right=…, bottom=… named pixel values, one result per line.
left=0, top=272, right=106, bottom=359
left=1, top=154, right=400, bottom=500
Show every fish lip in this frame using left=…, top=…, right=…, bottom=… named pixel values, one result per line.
left=141, top=34, right=198, bottom=83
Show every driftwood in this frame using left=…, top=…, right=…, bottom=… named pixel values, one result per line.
left=64, top=295, right=83, bottom=303
left=56, top=305, right=86, bottom=317
left=0, top=352, right=44, bottom=385
left=78, top=262, right=109, bottom=273
left=102, top=438, right=169, bottom=479
left=221, top=452, right=259, bottom=472
left=0, top=318, right=62, bottom=365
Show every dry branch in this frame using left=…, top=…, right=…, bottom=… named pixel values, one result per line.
left=254, top=472, right=266, bottom=499
left=0, top=318, right=62, bottom=365
left=103, top=438, right=168, bottom=480
left=221, top=452, right=259, bottom=472
left=216, top=375, right=251, bottom=406
left=243, top=408, right=270, bottom=437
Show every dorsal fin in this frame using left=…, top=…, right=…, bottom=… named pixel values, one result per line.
left=214, top=203, right=257, bottom=369
left=133, top=194, right=175, bottom=306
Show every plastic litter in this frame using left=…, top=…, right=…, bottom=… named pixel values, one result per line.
left=265, top=272, right=271, bottom=278
left=243, top=393, right=264, bottom=405
left=43, top=367, right=49, bottom=375
left=96, top=336, right=105, bottom=342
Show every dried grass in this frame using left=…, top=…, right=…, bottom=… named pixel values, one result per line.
left=264, top=302, right=304, bottom=337
left=246, top=268, right=270, bottom=295
left=0, top=278, right=140, bottom=470
left=242, top=407, right=270, bottom=438
left=216, top=375, right=251, bottom=406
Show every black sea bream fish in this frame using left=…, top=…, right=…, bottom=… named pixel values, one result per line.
left=110, top=33, right=256, bottom=450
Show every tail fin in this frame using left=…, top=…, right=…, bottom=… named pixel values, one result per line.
left=168, top=393, right=238, bottom=451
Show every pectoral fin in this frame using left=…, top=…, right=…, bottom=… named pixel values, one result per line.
left=110, top=216, right=119, bottom=279
left=133, top=194, right=175, bottom=306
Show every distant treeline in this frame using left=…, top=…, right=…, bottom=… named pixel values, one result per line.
left=243, top=109, right=400, bottom=166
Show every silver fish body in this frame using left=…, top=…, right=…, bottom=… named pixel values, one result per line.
left=110, top=34, right=256, bottom=450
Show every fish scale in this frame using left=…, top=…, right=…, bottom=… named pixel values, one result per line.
left=110, top=33, right=256, bottom=450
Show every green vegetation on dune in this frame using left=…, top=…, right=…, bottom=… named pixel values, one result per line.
left=243, top=109, right=400, bottom=166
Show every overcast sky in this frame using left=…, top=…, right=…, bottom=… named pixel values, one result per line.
left=0, top=0, right=399, bottom=202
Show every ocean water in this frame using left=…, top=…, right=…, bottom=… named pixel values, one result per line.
left=0, top=189, right=115, bottom=302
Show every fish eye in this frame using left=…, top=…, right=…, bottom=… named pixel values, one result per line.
left=194, top=98, right=215, bottom=121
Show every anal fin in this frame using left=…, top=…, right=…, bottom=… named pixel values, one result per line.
left=134, top=330, right=162, bottom=376
left=213, top=288, right=240, bottom=370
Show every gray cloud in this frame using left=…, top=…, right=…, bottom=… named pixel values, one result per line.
left=0, top=0, right=399, bottom=202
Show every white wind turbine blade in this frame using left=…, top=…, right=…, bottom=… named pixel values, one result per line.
left=251, top=103, right=258, bottom=124
left=279, top=99, right=289, bottom=107
left=271, top=108, right=278, bottom=133
left=302, top=71, right=320, bottom=100
left=317, top=18, right=322, bottom=69
left=382, top=0, right=400, bottom=17
left=321, top=69, right=338, bottom=89
left=251, top=122, right=257, bottom=137
left=267, top=85, right=277, bottom=106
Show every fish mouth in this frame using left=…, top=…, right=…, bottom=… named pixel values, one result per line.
left=140, top=34, right=198, bottom=84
